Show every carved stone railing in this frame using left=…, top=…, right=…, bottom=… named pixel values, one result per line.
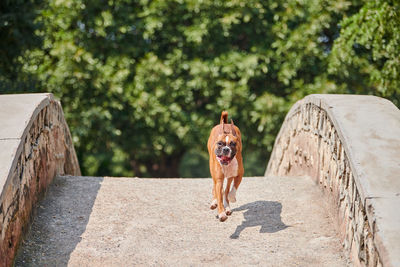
left=266, top=94, right=400, bottom=267
left=0, top=93, right=80, bottom=266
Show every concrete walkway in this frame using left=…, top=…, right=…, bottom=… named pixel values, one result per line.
left=15, top=176, right=348, bottom=266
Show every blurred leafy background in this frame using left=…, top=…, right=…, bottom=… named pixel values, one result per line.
left=1, top=0, right=399, bottom=177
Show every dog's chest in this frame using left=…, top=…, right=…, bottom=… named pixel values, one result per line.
left=220, top=157, right=238, bottom=178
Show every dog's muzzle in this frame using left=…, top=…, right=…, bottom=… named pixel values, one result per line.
left=222, top=147, right=230, bottom=155
left=217, top=146, right=233, bottom=165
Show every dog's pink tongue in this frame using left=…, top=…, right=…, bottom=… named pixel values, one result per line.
left=221, top=156, right=230, bottom=161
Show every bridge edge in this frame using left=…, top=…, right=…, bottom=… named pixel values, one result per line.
left=0, top=93, right=80, bottom=266
left=266, top=94, right=400, bottom=267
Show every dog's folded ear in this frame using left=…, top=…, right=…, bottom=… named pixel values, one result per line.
left=231, top=119, right=237, bottom=136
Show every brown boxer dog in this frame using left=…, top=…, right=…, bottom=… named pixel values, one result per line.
left=207, top=111, right=244, bottom=222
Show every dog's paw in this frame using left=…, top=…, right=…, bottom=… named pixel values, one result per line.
left=226, top=208, right=232, bottom=216
left=218, top=212, right=228, bottom=222
left=210, top=199, right=217, bottom=210
left=228, top=189, right=236, bottom=203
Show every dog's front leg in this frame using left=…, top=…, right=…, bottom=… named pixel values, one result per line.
left=216, top=179, right=227, bottom=222
left=224, top=177, right=233, bottom=216
left=210, top=181, right=217, bottom=210
left=228, top=175, right=242, bottom=203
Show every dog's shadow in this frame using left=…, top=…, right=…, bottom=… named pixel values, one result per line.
left=230, top=200, right=288, bottom=239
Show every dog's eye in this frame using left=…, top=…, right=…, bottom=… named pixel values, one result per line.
left=217, top=141, right=224, bottom=146
left=230, top=142, right=236, bottom=147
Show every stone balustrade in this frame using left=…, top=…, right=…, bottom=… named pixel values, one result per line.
left=1, top=93, right=399, bottom=267
left=0, top=94, right=80, bottom=266
left=266, top=94, right=400, bottom=267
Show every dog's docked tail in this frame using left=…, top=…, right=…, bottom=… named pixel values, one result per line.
left=220, top=111, right=228, bottom=124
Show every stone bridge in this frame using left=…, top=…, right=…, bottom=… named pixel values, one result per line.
left=0, top=93, right=399, bottom=266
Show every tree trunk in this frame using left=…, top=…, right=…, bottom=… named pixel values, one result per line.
left=130, top=152, right=183, bottom=178
left=146, top=153, right=183, bottom=178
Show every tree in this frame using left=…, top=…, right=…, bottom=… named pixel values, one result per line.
left=2, top=0, right=399, bottom=177
left=329, top=0, right=400, bottom=106
left=0, top=0, right=43, bottom=92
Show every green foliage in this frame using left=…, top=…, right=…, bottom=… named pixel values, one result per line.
left=0, top=0, right=41, bottom=74
left=329, top=0, right=400, bottom=105
left=1, top=0, right=399, bottom=177
left=0, top=0, right=42, bottom=92
left=179, top=150, right=209, bottom=178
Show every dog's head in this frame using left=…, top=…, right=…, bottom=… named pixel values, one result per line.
left=214, top=120, right=240, bottom=165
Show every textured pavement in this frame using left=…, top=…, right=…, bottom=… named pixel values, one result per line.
left=15, top=175, right=348, bottom=266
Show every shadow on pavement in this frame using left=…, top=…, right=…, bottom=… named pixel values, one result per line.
left=230, top=200, right=288, bottom=239
left=14, top=175, right=103, bottom=266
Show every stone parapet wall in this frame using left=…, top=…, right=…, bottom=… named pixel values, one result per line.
left=266, top=95, right=400, bottom=267
left=0, top=94, right=80, bottom=266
